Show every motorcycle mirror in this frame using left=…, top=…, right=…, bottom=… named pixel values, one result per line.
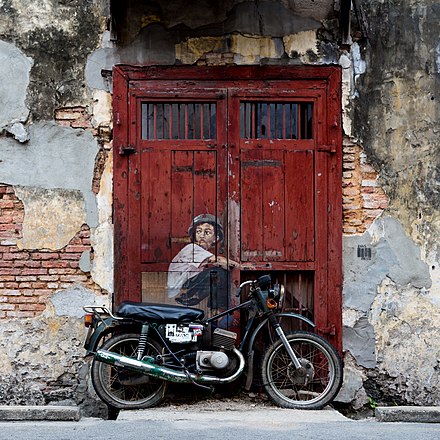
left=256, top=275, right=271, bottom=290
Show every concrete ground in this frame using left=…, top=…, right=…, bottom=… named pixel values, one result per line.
left=0, top=397, right=440, bottom=423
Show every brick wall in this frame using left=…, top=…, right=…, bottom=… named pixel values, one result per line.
left=0, top=184, right=102, bottom=319
left=342, top=137, right=389, bottom=235
left=55, top=105, right=111, bottom=195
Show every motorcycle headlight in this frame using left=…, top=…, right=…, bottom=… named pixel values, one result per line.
left=267, top=284, right=285, bottom=309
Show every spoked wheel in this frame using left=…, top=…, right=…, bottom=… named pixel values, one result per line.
left=261, top=331, right=343, bottom=409
left=91, top=333, right=168, bottom=409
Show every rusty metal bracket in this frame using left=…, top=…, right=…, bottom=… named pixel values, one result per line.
left=119, top=145, right=136, bottom=155
left=317, top=144, right=336, bottom=153
left=318, top=324, right=336, bottom=336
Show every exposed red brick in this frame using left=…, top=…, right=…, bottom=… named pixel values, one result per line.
left=0, top=184, right=104, bottom=320
left=65, top=245, right=90, bottom=253
left=32, top=253, right=60, bottom=260
left=41, top=261, right=71, bottom=269
left=18, top=304, right=46, bottom=312
left=342, top=139, right=389, bottom=235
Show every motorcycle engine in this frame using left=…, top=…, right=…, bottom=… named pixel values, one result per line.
left=196, top=328, right=237, bottom=371
left=196, top=350, right=230, bottom=370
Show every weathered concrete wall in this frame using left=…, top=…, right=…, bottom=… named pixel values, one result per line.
left=337, top=0, right=440, bottom=409
left=0, top=0, right=110, bottom=412
left=0, top=0, right=439, bottom=414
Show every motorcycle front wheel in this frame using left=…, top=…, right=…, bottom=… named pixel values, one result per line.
left=91, top=333, right=168, bottom=409
left=261, top=331, right=343, bottom=410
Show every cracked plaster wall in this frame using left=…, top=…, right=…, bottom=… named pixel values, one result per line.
left=338, top=0, right=440, bottom=409
left=0, top=0, right=111, bottom=412
left=0, top=0, right=439, bottom=412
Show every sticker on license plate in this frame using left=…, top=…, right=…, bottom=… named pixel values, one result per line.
left=165, top=324, right=194, bottom=343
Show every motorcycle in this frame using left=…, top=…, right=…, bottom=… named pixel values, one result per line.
left=83, top=275, right=343, bottom=410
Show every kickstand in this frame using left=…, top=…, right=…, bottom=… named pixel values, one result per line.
left=107, top=405, right=120, bottom=420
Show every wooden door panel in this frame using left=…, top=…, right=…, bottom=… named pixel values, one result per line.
left=141, top=150, right=172, bottom=263
left=193, top=151, right=217, bottom=227
left=240, top=149, right=264, bottom=261
left=240, top=148, right=314, bottom=262
left=262, top=149, right=285, bottom=262
left=285, top=150, right=315, bottom=261
left=170, top=151, right=195, bottom=259
left=140, top=150, right=218, bottom=264
left=114, top=66, right=342, bottom=351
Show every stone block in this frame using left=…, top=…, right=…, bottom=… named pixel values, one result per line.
left=376, top=406, right=440, bottom=423
left=0, top=406, right=80, bottom=421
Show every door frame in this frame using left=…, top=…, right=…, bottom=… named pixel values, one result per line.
left=112, top=65, right=342, bottom=351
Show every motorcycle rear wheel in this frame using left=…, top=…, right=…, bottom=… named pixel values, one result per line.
left=91, top=333, right=168, bottom=409
left=261, top=331, right=343, bottom=410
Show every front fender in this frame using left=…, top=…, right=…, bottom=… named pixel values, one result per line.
left=247, top=312, right=315, bottom=356
left=243, top=312, right=315, bottom=391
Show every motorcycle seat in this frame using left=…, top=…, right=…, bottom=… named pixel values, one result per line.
left=116, top=301, right=205, bottom=323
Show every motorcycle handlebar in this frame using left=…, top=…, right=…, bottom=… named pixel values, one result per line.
left=236, top=280, right=255, bottom=297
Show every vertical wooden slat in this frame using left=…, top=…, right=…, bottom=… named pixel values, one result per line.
left=141, top=150, right=171, bottom=263
left=210, top=103, right=216, bottom=139
left=193, top=151, right=217, bottom=220
left=127, top=92, right=142, bottom=300
left=201, top=104, right=205, bottom=139
left=240, top=149, right=263, bottom=261
left=178, top=104, right=182, bottom=140
left=263, top=103, right=272, bottom=139
left=314, top=92, right=329, bottom=342
left=168, top=104, right=172, bottom=140
left=262, top=149, right=285, bottom=261
left=171, top=151, right=194, bottom=258
left=251, top=103, right=255, bottom=139
left=152, top=103, right=157, bottom=140
left=112, top=67, right=129, bottom=305
left=326, top=68, right=343, bottom=352
left=285, top=150, right=315, bottom=261
left=195, top=104, right=201, bottom=139
left=282, top=104, right=286, bottom=139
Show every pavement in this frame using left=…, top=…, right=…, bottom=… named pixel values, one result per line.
left=1, top=402, right=440, bottom=423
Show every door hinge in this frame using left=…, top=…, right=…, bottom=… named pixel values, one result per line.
left=119, top=145, right=136, bottom=155
left=317, top=143, right=336, bottom=153
left=318, top=324, right=336, bottom=336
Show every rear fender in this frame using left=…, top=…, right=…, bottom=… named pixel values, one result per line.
left=84, top=317, right=140, bottom=355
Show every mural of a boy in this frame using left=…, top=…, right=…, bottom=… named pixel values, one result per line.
left=167, top=214, right=236, bottom=311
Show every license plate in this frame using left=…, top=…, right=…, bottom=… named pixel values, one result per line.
left=165, top=324, right=194, bottom=343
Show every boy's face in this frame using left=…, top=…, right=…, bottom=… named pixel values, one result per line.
left=195, top=223, right=217, bottom=250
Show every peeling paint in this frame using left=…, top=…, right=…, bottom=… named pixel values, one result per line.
left=91, top=151, right=113, bottom=293
left=230, top=34, right=284, bottom=63
left=0, top=121, right=99, bottom=227
left=0, top=40, right=32, bottom=131
left=283, top=30, right=318, bottom=61
left=91, top=89, right=112, bottom=128
left=368, top=278, right=440, bottom=405
left=14, top=186, right=86, bottom=251
left=344, top=216, right=431, bottom=313
left=175, top=36, right=224, bottom=65
left=50, top=285, right=107, bottom=318
left=336, top=354, right=368, bottom=409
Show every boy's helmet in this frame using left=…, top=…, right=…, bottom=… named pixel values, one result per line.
left=188, top=214, right=224, bottom=241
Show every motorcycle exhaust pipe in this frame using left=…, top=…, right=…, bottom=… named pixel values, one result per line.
left=95, top=348, right=245, bottom=385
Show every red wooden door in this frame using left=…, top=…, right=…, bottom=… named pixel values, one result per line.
left=113, top=66, right=342, bottom=350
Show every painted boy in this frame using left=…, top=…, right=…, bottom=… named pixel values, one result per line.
left=167, top=213, right=235, bottom=310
